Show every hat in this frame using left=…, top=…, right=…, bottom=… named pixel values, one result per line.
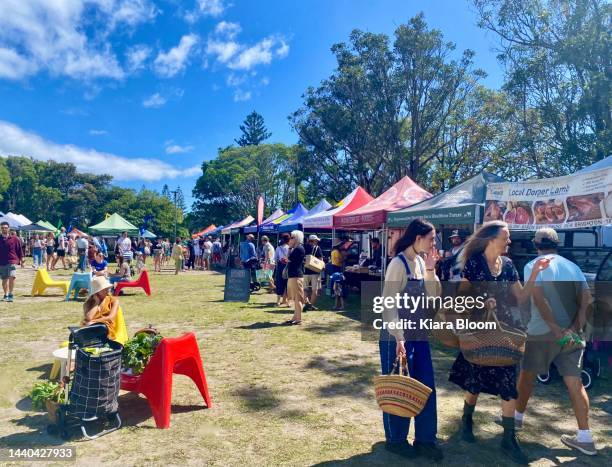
left=449, top=230, right=461, bottom=239
left=534, top=228, right=559, bottom=246
left=90, top=276, right=113, bottom=296
left=308, top=234, right=320, bottom=242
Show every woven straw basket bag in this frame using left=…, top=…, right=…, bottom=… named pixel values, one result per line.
left=374, top=355, right=432, bottom=418
left=457, top=309, right=527, bottom=367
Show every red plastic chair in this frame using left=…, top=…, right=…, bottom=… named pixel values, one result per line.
left=120, top=333, right=212, bottom=428
left=113, top=270, right=152, bottom=296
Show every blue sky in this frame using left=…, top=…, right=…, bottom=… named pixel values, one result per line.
left=0, top=0, right=504, bottom=209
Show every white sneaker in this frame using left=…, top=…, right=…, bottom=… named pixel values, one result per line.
left=561, top=434, right=597, bottom=456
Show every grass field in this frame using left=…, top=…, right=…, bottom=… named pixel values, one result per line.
left=0, top=263, right=609, bottom=466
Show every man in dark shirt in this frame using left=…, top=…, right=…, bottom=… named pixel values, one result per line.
left=0, top=222, right=23, bottom=302
left=286, top=230, right=306, bottom=325
left=303, top=234, right=323, bottom=311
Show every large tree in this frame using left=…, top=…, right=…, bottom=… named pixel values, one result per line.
left=291, top=15, right=488, bottom=198
left=235, top=111, right=272, bottom=146
left=473, top=0, right=611, bottom=173
left=191, top=144, right=303, bottom=226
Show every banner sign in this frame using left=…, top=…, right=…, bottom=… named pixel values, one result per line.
left=485, top=168, right=612, bottom=230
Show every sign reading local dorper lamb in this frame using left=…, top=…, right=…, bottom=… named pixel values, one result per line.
left=484, top=167, right=612, bottom=230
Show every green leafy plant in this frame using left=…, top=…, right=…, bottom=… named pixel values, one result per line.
left=121, top=332, right=163, bottom=375
left=29, top=381, right=65, bottom=411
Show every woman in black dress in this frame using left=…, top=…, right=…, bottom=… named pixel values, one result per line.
left=449, top=221, right=550, bottom=464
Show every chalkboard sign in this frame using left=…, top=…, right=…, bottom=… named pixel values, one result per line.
left=223, top=268, right=251, bottom=302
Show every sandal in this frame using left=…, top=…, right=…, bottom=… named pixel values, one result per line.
left=290, top=320, right=302, bottom=325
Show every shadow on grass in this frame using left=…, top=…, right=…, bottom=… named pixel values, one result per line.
left=26, top=363, right=53, bottom=380
left=118, top=392, right=207, bottom=428
left=235, top=322, right=290, bottom=330
left=232, top=385, right=283, bottom=411
left=304, top=355, right=378, bottom=400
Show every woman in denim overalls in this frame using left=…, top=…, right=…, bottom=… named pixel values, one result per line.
left=379, top=219, right=442, bottom=461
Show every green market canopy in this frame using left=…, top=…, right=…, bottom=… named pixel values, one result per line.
left=89, top=213, right=139, bottom=235
left=387, top=172, right=505, bottom=227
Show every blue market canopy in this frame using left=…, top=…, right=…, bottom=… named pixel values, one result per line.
left=243, top=208, right=285, bottom=233
left=278, top=199, right=332, bottom=232
left=259, top=203, right=306, bottom=234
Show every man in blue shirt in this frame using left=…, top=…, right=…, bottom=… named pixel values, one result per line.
left=240, top=234, right=258, bottom=283
left=516, top=228, right=596, bottom=456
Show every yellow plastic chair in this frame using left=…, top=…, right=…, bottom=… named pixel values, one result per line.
left=31, top=268, right=70, bottom=296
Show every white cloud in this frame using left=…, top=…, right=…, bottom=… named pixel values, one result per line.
left=0, top=0, right=158, bottom=82
left=206, top=23, right=289, bottom=73
left=185, top=0, right=228, bottom=22
left=125, top=44, right=151, bottom=72
left=89, top=129, right=108, bottom=135
left=0, top=47, right=37, bottom=80
left=233, top=89, right=251, bottom=102
left=165, top=144, right=195, bottom=154
left=0, top=120, right=199, bottom=181
left=215, top=21, right=241, bottom=39
left=142, top=92, right=166, bottom=108
left=154, top=34, right=199, bottom=78
left=226, top=73, right=246, bottom=87
left=106, top=0, right=158, bottom=30
left=228, top=37, right=290, bottom=70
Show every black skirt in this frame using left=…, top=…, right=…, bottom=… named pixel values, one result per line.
left=449, top=352, right=518, bottom=401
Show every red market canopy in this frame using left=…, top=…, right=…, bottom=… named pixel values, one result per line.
left=333, top=176, right=431, bottom=229
left=192, top=224, right=217, bottom=238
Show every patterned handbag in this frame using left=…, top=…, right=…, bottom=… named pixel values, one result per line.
left=374, top=355, right=432, bottom=418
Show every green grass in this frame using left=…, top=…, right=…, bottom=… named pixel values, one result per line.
left=0, top=263, right=609, bottom=466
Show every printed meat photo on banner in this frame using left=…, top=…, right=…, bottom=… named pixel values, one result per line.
left=566, top=193, right=605, bottom=221
left=533, top=199, right=566, bottom=224
left=484, top=200, right=506, bottom=221
left=504, top=201, right=533, bottom=225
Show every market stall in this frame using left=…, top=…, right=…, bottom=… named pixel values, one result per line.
left=333, top=176, right=432, bottom=289
left=89, top=213, right=139, bottom=236
left=302, top=186, right=373, bottom=230
left=387, top=172, right=505, bottom=252
left=484, top=164, right=612, bottom=276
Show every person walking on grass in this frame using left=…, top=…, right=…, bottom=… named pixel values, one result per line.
left=284, top=230, right=306, bottom=325
left=379, top=219, right=443, bottom=461
left=171, top=237, right=183, bottom=275
left=203, top=236, right=213, bottom=271
left=449, top=221, right=551, bottom=465
left=52, top=227, right=68, bottom=270
left=45, top=232, right=55, bottom=271
left=0, top=222, right=22, bottom=302
left=514, top=228, right=597, bottom=456
left=32, top=233, right=44, bottom=269
left=152, top=238, right=163, bottom=272
left=303, top=234, right=323, bottom=311
left=274, top=233, right=290, bottom=306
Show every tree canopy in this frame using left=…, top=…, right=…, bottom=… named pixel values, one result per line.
left=0, top=156, right=188, bottom=238
left=235, top=111, right=272, bottom=146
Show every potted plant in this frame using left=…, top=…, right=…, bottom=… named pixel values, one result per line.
left=29, top=381, right=66, bottom=423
